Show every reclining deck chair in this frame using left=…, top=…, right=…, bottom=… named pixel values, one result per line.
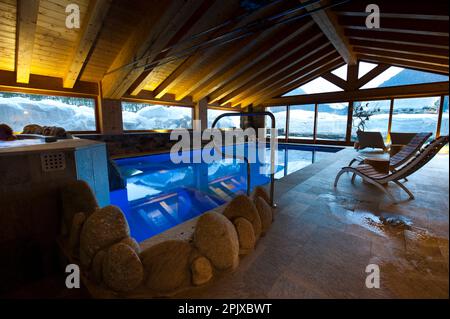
left=348, top=132, right=432, bottom=171
left=335, top=135, right=449, bottom=204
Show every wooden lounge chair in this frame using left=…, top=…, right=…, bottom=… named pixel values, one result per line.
left=348, top=132, right=432, bottom=170
left=334, top=135, right=449, bottom=204
left=355, top=131, right=388, bottom=151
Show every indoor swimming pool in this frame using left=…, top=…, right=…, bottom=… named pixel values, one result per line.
left=110, top=143, right=343, bottom=242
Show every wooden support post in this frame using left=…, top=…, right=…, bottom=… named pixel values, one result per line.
left=387, top=98, right=395, bottom=143
left=346, top=101, right=354, bottom=144
left=98, top=99, right=123, bottom=135
left=436, top=95, right=445, bottom=137
left=194, top=98, right=208, bottom=132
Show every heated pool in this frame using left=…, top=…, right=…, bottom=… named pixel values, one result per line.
left=111, top=143, right=342, bottom=242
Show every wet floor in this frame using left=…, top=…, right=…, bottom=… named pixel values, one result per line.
left=174, top=148, right=449, bottom=299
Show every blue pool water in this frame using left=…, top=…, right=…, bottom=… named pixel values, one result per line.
left=111, top=143, right=342, bottom=242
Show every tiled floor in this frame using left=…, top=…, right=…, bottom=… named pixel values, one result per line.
left=176, top=148, right=449, bottom=299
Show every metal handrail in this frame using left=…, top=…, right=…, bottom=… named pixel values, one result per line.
left=211, top=111, right=276, bottom=207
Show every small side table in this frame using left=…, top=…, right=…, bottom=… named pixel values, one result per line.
left=363, top=157, right=390, bottom=174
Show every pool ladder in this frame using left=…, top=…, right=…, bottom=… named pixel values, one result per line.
left=211, top=111, right=276, bottom=207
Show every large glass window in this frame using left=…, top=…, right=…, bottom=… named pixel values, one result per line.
left=361, top=67, right=449, bottom=90
left=351, top=100, right=391, bottom=141
left=316, top=102, right=349, bottom=141
left=121, top=102, right=192, bottom=130
left=358, top=61, right=378, bottom=78
left=265, top=106, right=286, bottom=138
left=207, top=109, right=240, bottom=128
left=282, top=77, right=344, bottom=96
left=441, top=96, right=449, bottom=136
left=288, top=104, right=315, bottom=139
left=391, top=97, right=441, bottom=137
left=0, top=91, right=96, bottom=132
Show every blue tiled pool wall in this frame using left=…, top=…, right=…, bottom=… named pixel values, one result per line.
left=111, top=143, right=342, bottom=241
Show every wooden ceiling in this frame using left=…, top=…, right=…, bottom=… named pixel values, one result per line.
left=0, top=0, right=448, bottom=107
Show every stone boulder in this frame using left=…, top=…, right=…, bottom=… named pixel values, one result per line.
left=120, top=237, right=141, bottom=254
left=79, top=205, right=130, bottom=268
left=255, top=197, right=273, bottom=235
left=141, top=240, right=193, bottom=294
left=68, top=212, right=86, bottom=255
left=252, top=186, right=271, bottom=205
left=233, top=217, right=256, bottom=254
left=61, top=180, right=99, bottom=236
left=223, top=195, right=262, bottom=240
left=194, top=212, right=239, bottom=270
left=102, top=243, right=144, bottom=292
left=91, top=249, right=106, bottom=284
left=191, top=256, right=213, bottom=286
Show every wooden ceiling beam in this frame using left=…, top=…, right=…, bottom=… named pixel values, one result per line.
left=337, top=15, right=448, bottom=35
left=0, top=69, right=98, bottom=96
left=101, top=0, right=207, bottom=99
left=356, top=64, right=390, bottom=89
left=264, top=81, right=450, bottom=106
left=63, top=0, right=112, bottom=88
left=209, top=28, right=325, bottom=104
left=333, top=1, right=449, bottom=20
left=248, top=53, right=343, bottom=106
left=354, top=48, right=449, bottom=68
left=122, top=90, right=194, bottom=107
left=301, top=0, right=356, bottom=65
left=150, top=0, right=292, bottom=101
left=191, top=20, right=316, bottom=102
left=349, top=39, right=449, bottom=59
left=15, top=0, right=40, bottom=84
left=321, top=71, right=349, bottom=90
left=345, top=29, right=449, bottom=49
left=358, top=56, right=449, bottom=75
left=216, top=40, right=332, bottom=106
left=132, top=0, right=235, bottom=98
left=250, top=58, right=344, bottom=107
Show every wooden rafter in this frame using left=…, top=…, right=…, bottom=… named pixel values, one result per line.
left=156, top=0, right=295, bottom=101
left=354, top=48, right=449, bottom=68
left=349, top=39, right=449, bottom=59
left=358, top=55, right=449, bottom=75
left=333, top=0, right=449, bottom=20
left=249, top=53, right=343, bottom=106
left=130, top=0, right=230, bottom=97
left=218, top=39, right=331, bottom=106
left=210, top=28, right=325, bottom=104
left=321, top=71, right=348, bottom=90
left=337, top=15, right=449, bottom=36
left=345, top=29, right=449, bottom=49
left=264, top=81, right=450, bottom=106
left=15, top=0, right=39, bottom=83
left=191, top=20, right=316, bottom=102
left=0, top=69, right=98, bottom=96
left=122, top=90, right=194, bottom=107
left=63, top=0, right=112, bottom=88
left=301, top=0, right=356, bottom=65
left=101, top=0, right=207, bottom=99
left=356, top=64, right=390, bottom=89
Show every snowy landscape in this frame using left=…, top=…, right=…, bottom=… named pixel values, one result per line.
left=0, top=67, right=448, bottom=137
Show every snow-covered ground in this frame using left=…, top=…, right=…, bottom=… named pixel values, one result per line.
left=1, top=95, right=448, bottom=137
left=0, top=96, right=96, bottom=131
left=122, top=104, right=192, bottom=130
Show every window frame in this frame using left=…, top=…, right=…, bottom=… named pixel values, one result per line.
left=120, top=99, right=194, bottom=133
left=0, top=88, right=100, bottom=134
left=207, top=106, right=240, bottom=129
left=265, top=94, right=448, bottom=146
